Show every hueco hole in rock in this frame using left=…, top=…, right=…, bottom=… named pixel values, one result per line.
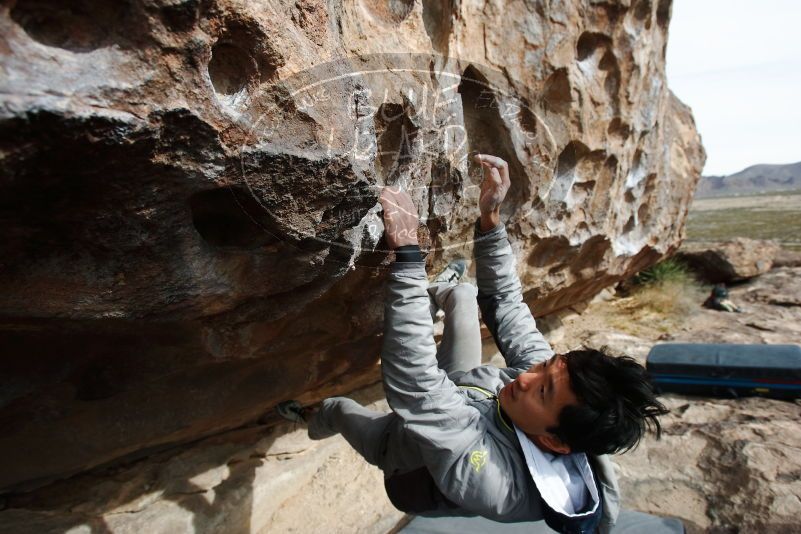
left=1, top=0, right=799, bottom=533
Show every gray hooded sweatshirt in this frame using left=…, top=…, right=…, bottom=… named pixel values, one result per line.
left=378, top=219, right=620, bottom=532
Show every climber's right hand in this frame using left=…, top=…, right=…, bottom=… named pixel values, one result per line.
left=474, top=154, right=510, bottom=231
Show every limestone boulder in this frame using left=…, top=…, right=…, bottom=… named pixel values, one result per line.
left=0, top=386, right=404, bottom=534
left=0, top=0, right=704, bottom=493
left=677, top=238, right=781, bottom=283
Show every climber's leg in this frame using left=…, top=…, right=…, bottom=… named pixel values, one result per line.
left=427, top=282, right=482, bottom=377
left=308, top=397, right=395, bottom=466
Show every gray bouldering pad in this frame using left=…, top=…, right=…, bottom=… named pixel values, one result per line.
left=401, top=509, right=684, bottom=533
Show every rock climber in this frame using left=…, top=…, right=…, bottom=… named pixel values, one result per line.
left=278, top=154, right=668, bottom=533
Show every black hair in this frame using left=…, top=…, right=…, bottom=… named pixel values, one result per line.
left=547, top=349, right=669, bottom=456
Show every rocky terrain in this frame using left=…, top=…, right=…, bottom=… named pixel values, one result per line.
left=0, top=0, right=703, bottom=504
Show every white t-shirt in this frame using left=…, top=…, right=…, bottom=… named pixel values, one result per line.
left=514, top=425, right=600, bottom=516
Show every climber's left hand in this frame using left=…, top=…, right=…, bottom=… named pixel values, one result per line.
left=379, top=186, right=419, bottom=249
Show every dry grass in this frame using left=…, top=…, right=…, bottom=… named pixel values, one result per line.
left=629, top=279, right=704, bottom=316
left=606, top=279, right=705, bottom=336
left=558, top=259, right=709, bottom=342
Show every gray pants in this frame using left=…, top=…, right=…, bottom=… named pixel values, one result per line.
left=309, top=281, right=482, bottom=469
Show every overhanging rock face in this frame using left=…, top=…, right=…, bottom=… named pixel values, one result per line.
left=0, top=0, right=704, bottom=492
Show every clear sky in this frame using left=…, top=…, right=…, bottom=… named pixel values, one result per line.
left=665, top=0, right=801, bottom=176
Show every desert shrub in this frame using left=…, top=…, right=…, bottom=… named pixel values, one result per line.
left=632, top=258, right=693, bottom=287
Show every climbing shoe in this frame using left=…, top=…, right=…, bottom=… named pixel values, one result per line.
left=275, top=400, right=307, bottom=423
left=432, top=258, right=468, bottom=285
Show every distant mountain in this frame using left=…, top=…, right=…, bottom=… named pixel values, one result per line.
left=695, top=161, right=801, bottom=198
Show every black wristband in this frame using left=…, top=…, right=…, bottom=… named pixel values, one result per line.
left=394, top=244, right=423, bottom=262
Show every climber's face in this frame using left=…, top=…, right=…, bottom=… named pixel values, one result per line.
left=499, top=354, right=578, bottom=454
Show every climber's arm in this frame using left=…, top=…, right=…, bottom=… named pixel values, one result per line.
left=378, top=186, right=464, bottom=402
left=472, top=155, right=553, bottom=371
left=378, top=187, right=482, bottom=468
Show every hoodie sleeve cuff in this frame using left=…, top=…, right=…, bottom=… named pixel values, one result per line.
left=473, top=217, right=506, bottom=241
left=475, top=218, right=503, bottom=236
left=394, top=244, right=424, bottom=263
